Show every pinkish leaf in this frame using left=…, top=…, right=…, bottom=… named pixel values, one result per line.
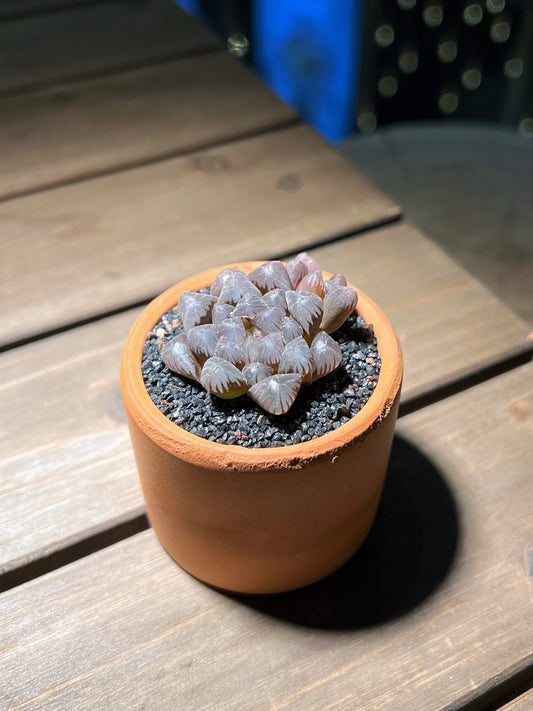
left=294, top=251, right=321, bottom=273
left=285, top=258, right=308, bottom=289
left=321, top=284, right=358, bottom=334
left=255, top=332, right=285, bottom=368
left=254, top=306, right=285, bottom=334
left=278, top=337, right=312, bottom=382
left=328, top=273, right=347, bottom=287
left=211, top=302, right=234, bottom=325
left=177, top=292, right=217, bottom=332
left=310, top=331, right=342, bottom=381
left=200, top=357, right=249, bottom=399
left=161, top=333, right=201, bottom=382
left=281, top=316, right=304, bottom=343
left=215, top=317, right=246, bottom=345
left=296, top=269, right=325, bottom=298
left=216, top=285, right=243, bottom=305
left=248, top=374, right=303, bottom=416
left=214, top=270, right=261, bottom=304
left=230, top=293, right=267, bottom=323
left=262, top=288, right=287, bottom=312
left=247, top=261, right=292, bottom=293
left=214, top=337, right=246, bottom=368
left=285, top=290, right=324, bottom=339
left=210, top=268, right=248, bottom=297
left=242, top=362, right=275, bottom=386
left=186, top=324, right=217, bottom=364
left=243, top=332, right=262, bottom=364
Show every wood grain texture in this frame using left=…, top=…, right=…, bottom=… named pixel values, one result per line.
left=0, top=0, right=98, bottom=19
left=0, top=0, right=97, bottom=20
left=310, top=223, right=533, bottom=402
left=0, top=0, right=217, bottom=96
left=0, top=51, right=295, bottom=200
left=500, top=690, right=533, bottom=710
left=1, top=224, right=530, bottom=580
left=1, top=364, right=532, bottom=710
left=0, top=125, right=399, bottom=348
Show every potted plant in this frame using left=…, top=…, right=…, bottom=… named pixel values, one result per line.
left=120, top=253, right=403, bottom=594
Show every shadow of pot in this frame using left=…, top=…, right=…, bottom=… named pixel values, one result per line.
left=120, top=262, right=403, bottom=594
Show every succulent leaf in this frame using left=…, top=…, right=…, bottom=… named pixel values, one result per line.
left=162, top=253, right=357, bottom=416
left=278, top=337, right=312, bottom=383
left=216, top=285, right=243, bottom=305
left=285, top=290, right=324, bottom=339
left=177, top=292, right=217, bottom=332
left=262, top=288, right=287, bottom=312
left=214, top=337, right=246, bottom=369
left=248, top=374, right=303, bottom=416
left=328, top=273, right=348, bottom=287
left=161, top=333, right=201, bottom=382
left=281, top=316, right=304, bottom=343
left=321, top=284, right=358, bottom=334
left=296, top=269, right=325, bottom=298
left=215, top=317, right=246, bottom=345
left=243, top=332, right=262, bottom=363
left=285, top=257, right=308, bottom=289
left=230, top=293, right=267, bottom=322
left=200, top=357, right=249, bottom=399
left=295, top=251, right=321, bottom=273
left=254, top=306, right=285, bottom=334
left=186, top=324, right=217, bottom=364
left=211, top=302, right=234, bottom=325
left=310, top=331, right=342, bottom=381
left=255, top=332, right=285, bottom=368
left=242, top=362, right=275, bottom=387
left=210, top=268, right=249, bottom=297
left=247, top=261, right=292, bottom=293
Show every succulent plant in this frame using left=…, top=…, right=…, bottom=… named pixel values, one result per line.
left=160, top=253, right=358, bottom=416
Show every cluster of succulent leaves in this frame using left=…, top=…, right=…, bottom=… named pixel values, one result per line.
left=161, top=252, right=358, bottom=416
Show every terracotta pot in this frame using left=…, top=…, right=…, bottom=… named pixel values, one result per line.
left=120, top=262, right=403, bottom=594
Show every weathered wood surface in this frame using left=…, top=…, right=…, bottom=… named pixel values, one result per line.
left=500, top=691, right=533, bottom=710
left=0, top=51, right=296, bottom=200
left=2, top=364, right=531, bottom=711
left=0, top=0, right=217, bottom=97
left=311, top=223, right=533, bottom=403
left=0, top=125, right=400, bottom=348
left=0, top=0, right=96, bottom=20
left=1, top=224, right=531, bottom=579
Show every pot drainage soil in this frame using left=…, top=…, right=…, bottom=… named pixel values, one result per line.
left=143, top=308, right=380, bottom=449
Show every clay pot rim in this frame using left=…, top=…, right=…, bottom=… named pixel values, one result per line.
left=120, top=261, right=403, bottom=472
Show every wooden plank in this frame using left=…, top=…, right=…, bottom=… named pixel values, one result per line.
left=0, top=0, right=217, bottom=97
left=0, top=51, right=295, bottom=201
left=0, top=0, right=97, bottom=20
left=1, top=224, right=531, bottom=580
left=0, top=125, right=400, bottom=349
left=310, top=223, right=533, bottom=403
left=500, top=691, right=533, bottom=710
left=1, top=364, right=532, bottom=710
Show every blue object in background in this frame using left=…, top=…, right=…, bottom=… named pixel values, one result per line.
left=253, top=0, right=363, bottom=143
left=175, top=0, right=201, bottom=17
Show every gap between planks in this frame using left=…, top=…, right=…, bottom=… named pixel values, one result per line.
left=1, top=363, right=532, bottom=711
left=0, top=0, right=219, bottom=99
left=0, top=117, right=301, bottom=207
left=0, top=123, right=401, bottom=351
left=0, top=212, right=400, bottom=355
left=1, top=336, right=530, bottom=595
left=1, top=221, right=531, bottom=590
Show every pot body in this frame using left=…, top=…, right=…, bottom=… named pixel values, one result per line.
left=121, top=262, right=403, bottom=594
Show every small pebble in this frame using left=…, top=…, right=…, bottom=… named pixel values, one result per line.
left=142, top=310, right=381, bottom=449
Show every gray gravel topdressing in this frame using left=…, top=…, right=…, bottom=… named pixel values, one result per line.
left=142, top=309, right=381, bottom=448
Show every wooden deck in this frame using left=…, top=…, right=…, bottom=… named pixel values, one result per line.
left=1, top=2, right=532, bottom=710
